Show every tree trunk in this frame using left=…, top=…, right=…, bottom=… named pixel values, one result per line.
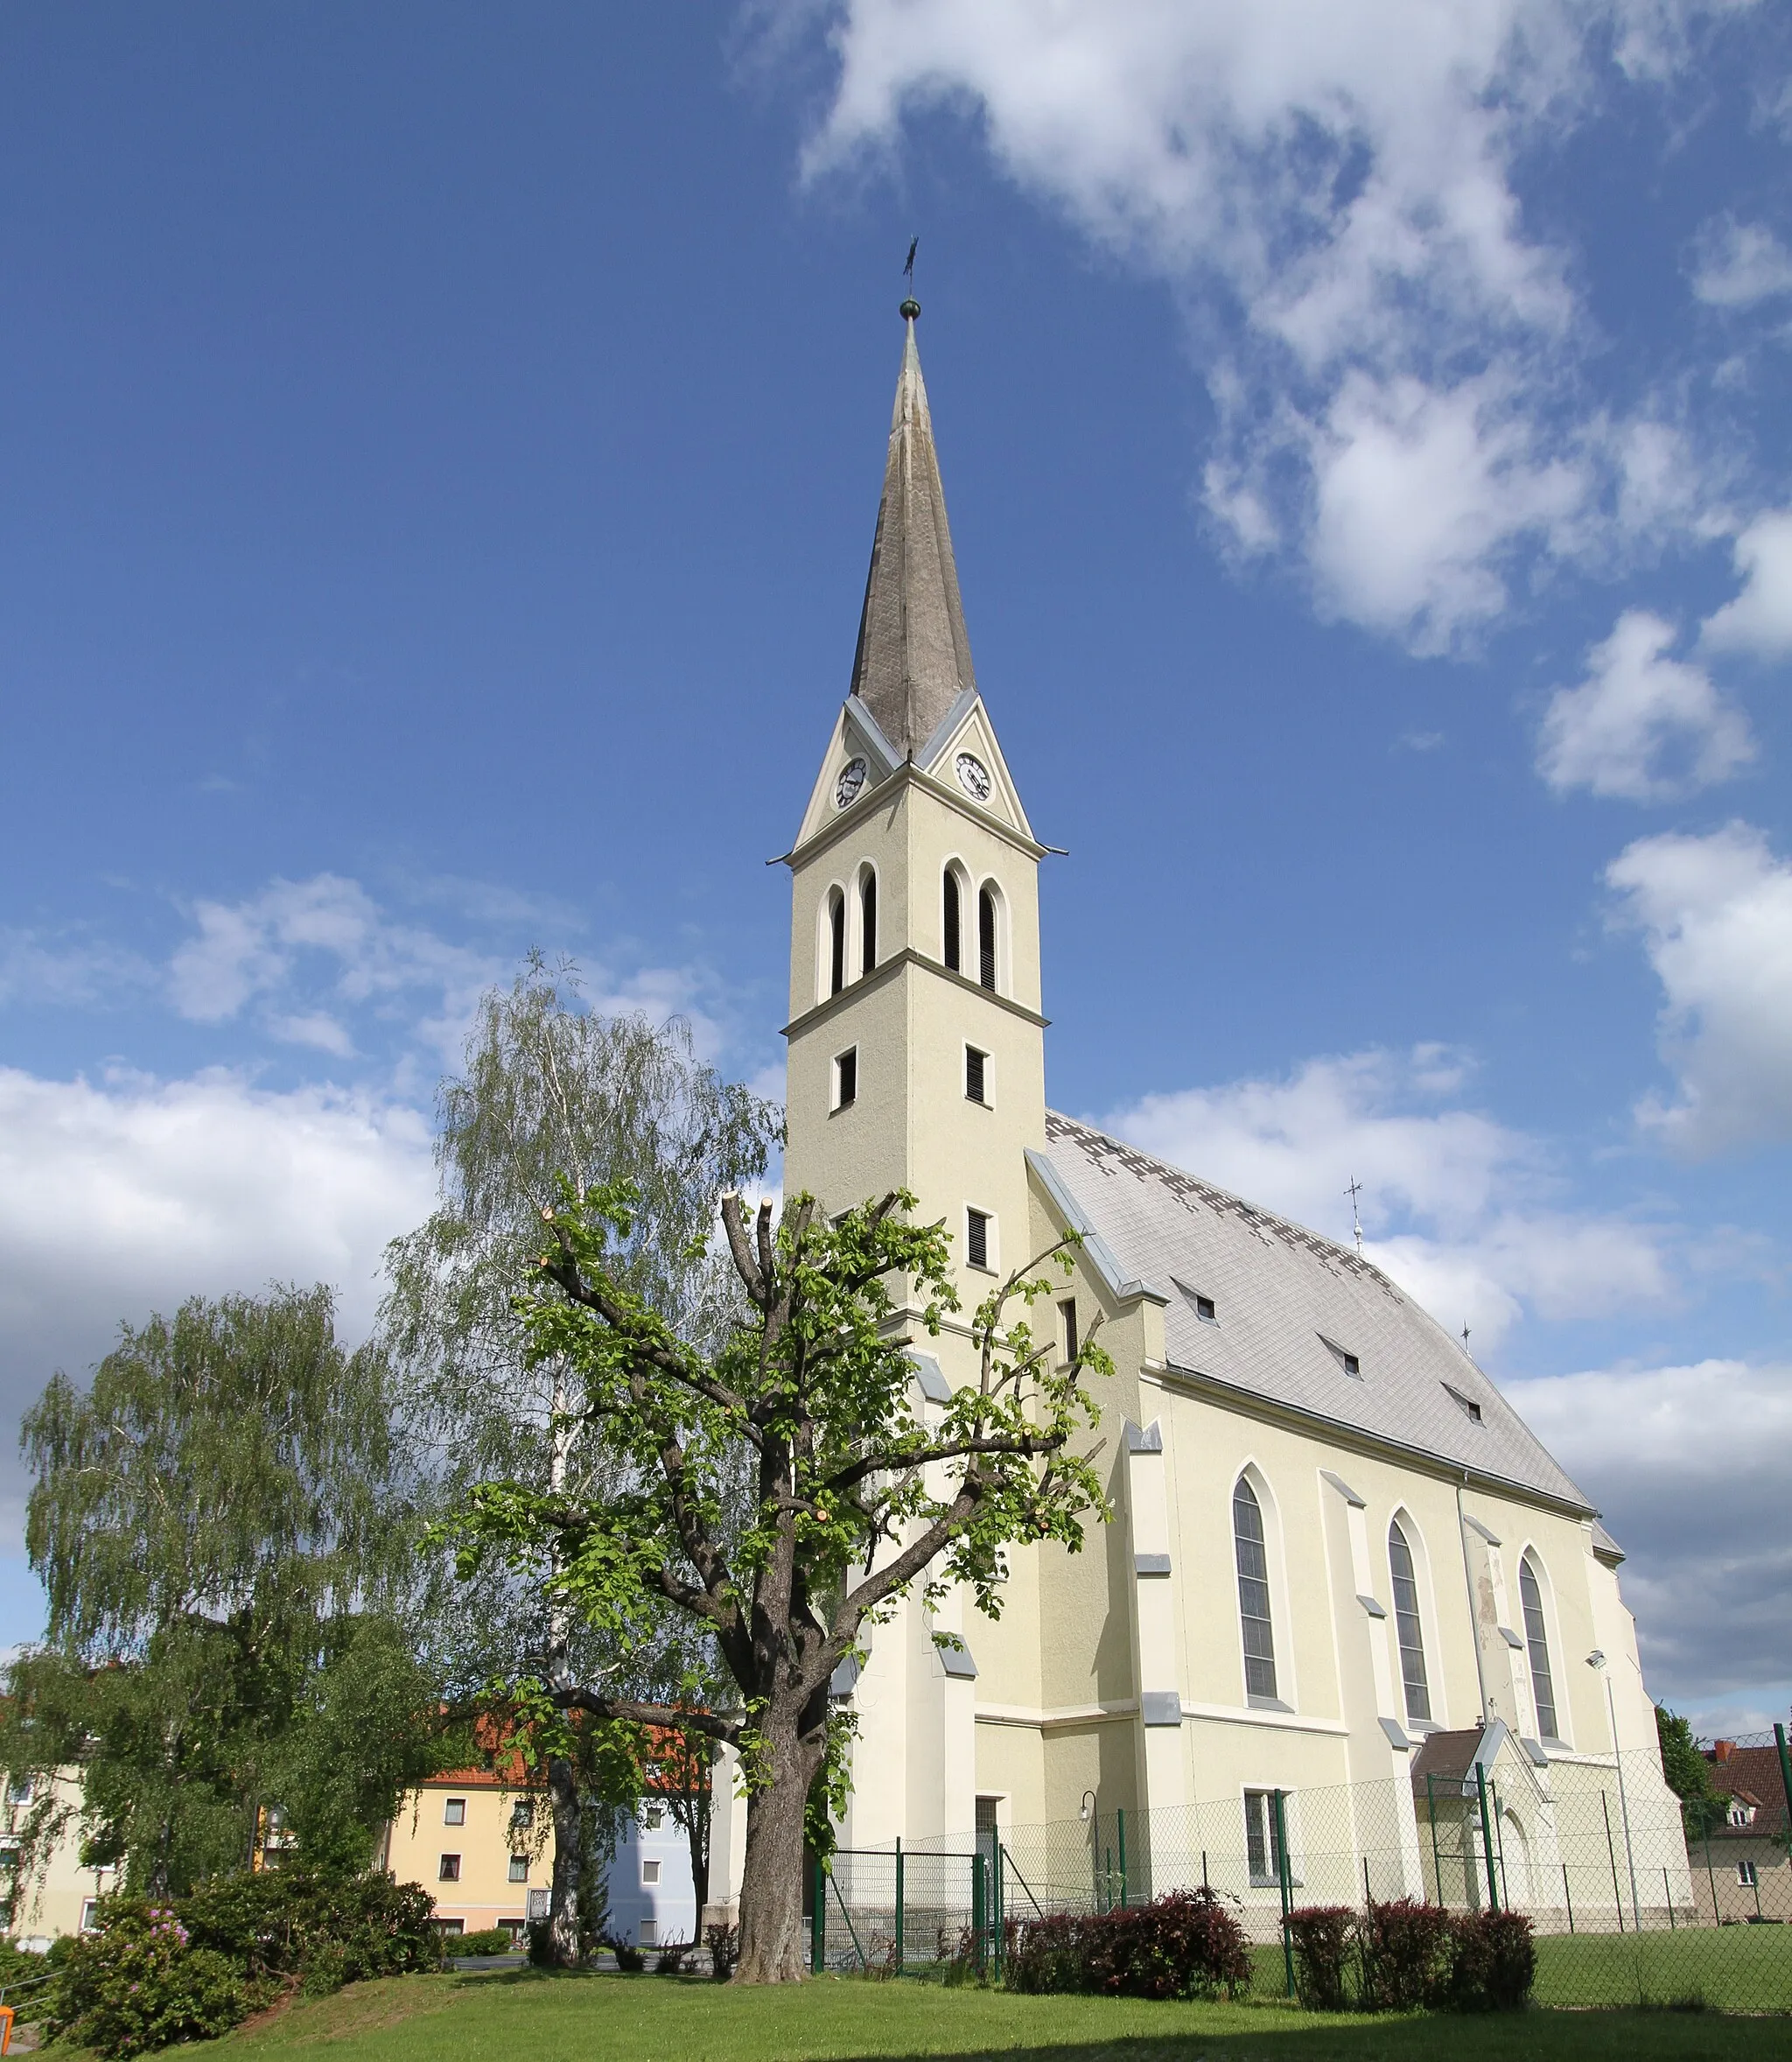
left=733, top=1732, right=821, bottom=1983
left=546, top=1752, right=584, bottom=1967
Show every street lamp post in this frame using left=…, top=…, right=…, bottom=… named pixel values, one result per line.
left=1588, top=1650, right=1642, bottom=1930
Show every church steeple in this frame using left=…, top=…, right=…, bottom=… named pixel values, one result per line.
left=848, top=303, right=977, bottom=758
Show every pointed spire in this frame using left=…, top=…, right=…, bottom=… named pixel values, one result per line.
left=848, top=302, right=977, bottom=757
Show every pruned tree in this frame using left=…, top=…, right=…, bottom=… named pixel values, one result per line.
left=446, top=1181, right=1113, bottom=1983
left=381, top=955, right=780, bottom=1963
left=3, top=1285, right=444, bottom=1897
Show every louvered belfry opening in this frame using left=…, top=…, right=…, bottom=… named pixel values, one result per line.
left=978, top=886, right=996, bottom=991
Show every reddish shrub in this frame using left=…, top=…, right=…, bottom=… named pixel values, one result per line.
left=1359, top=1897, right=1454, bottom=2011
left=1446, top=1908, right=1535, bottom=2012
left=1284, top=1905, right=1354, bottom=2010
left=1004, top=1890, right=1250, bottom=2002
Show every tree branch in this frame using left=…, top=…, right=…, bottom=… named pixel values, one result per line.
left=550, top=1688, right=740, bottom=1748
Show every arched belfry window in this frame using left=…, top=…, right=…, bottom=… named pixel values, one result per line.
left=977, top=886, right=998, bottom=992
left=1519, top=1554, right=1558, bottom=1740
left=859, top=868, right=878, bottom=976
left=943, top=867, right=962, bottom=974
left=1388, top=1518, right=1432, bottom=1725
left=828, top=889, right=845, bottom=999
left=1233, top=1476, right=1278, bottom=1702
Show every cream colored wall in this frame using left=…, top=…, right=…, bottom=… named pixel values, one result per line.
left=3, top=1773, right=117, bottom=1946
left=383, top=1782, right=536, bottom=1934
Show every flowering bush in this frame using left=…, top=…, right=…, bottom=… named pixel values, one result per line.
left=47, top=1902, right=248, bottom=2059
left=1004, top=1890, right=1251, bottom=2002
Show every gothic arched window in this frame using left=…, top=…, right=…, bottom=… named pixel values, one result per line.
left=1233, top=1476, right=1278, bottom=1702
left=1388, top=1518, right=1432, bottom=1725
left=1519, top=1554, right=1558, bottom=1740
left=860, top=868, right=878, bottom=976
left=828, top=889, right=845, bottom=998
left=943, top=867, right=962, bottom=974
left=977, top=886, right=998, bottom=992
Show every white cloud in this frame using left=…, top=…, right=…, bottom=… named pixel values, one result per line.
left=1508, top=1358, right=1792, bottom=1697
left=1098, top=1045, right=1670, bottom=1348
left=0, top=1063, right=438, bottom=1575
left=0, top=930, right=156, bottom=1010
left=1607, top=821, right=1792, bottom=1154
left=795, top=0, right=1740, bottom=649
left=1690, top=217, right=1792, bottom=308
left=1701, top=508, right=1792, bottom=657
left=1537, top=609, right=1755, bottom=800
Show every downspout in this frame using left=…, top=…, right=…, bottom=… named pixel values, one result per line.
left=1455, top=1479, right=1491, bottom=1726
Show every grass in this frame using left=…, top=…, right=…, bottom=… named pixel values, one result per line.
left=1531, top=1926, right=1792, bottom=2012
left=210, top=1967, right=1792, bottom=2062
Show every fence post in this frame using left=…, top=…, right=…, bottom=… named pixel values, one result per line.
left=1425, top=1772, right=1443, bottom=1906
left=895, top=1839, right=904, bottom=1974
left=1562, top=1862, right=1574, bottom=1933
left=994, top=1841, right=1004, bottom=1976
left=1474, top=1765, right=1500, bottom=1914
left=1774, top=1724, right=1792, bottom=1834
left=1665, top=1866, right=1674, bottom=1930
left=1704, top=1826, right=1718, bottom=1925
left=971, top=1853, right=986, bottom=1976
left=1600, top=1792, right=1624, bottom=1934
left=1089, top=1809, right=1100, bottom=1913
left=810, top=1859, right=824, bottom=1974
left=1272, top=1789, right=1296, bottom=2000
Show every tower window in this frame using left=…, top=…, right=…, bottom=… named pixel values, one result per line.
left=978, top=887, right=997, bottom=991
left=860, top=869, right=878, bottom=975
left=834, top=1048, right=858, bottom=1110
left=965, top=1045, right=987, bottom=1104
left=943, top=868, right=962, bottom=973
left=1060, top=1297, right=1078, bottom=1363
left=829, top=889, right=845, bottom=998
left=966, top=1208, right=990, bottom=1270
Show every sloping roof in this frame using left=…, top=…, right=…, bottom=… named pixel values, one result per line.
left=1040, top=1112, right=1594, bottom=1512
left=1706, top=1747, right=1791, bottom=1840
left=847, top=309, right=977, bottom=756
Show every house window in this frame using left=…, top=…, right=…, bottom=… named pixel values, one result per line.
left=834, top=1048, right=858, bottom=1110
left=943, top=868, right=962, bottom=972
left=5, top=1778, right=30, bottom=1807
left=966, top=1208, right=990, bottom=1271
left=1243, top=1791, right=1285, bottom=1888
left=1740, top=1860, right=1760, bottom=1887
left=1233, top=1477, right=1278, bottom=1702
left=829, top=889, right=845, bottom=997
left=508, top=1855, right=529, bottom=1883
left=860, top=869, right=878, bottom=975
left=640, top=1919, right=659, bottom=1946
left=444, top=1798, right=466, bottom=1827
left=510, top=1799, right=534, bottom=1830
left=80, top=1899, right=100, bottom=1932
left=978, top=887, right=998, bottom=991
left=1060, top=1298, right=1079, bottom=1364
left=965, top=1046, right=987, bottom=1104
left=1519, top=1555, right=1558, bottom=1740
left=641, top=1802, right=664, bottom=1831
left=1388, top=1519, right=1432, bottom=1725
left=642, top=1859, right=662, bottom=1885
left=438, top=1855, right=461, bottom=1882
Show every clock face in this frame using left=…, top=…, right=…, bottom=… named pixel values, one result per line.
left=835, top=757, right=868, bottom=809
left=955, top=752, right=992, bottom=803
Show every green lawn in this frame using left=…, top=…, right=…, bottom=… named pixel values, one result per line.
left=214, top=1968, right=1791, bottom=2062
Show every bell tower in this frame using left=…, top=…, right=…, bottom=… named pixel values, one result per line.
left=781, top=302, right=1048, bottom=1339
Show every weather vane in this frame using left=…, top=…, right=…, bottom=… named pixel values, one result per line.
left=904, top=235, right=919, bottom=284
left=900, top=237, right=920, bottom=319
left=1345, top=1176, right=1364, bottom=1256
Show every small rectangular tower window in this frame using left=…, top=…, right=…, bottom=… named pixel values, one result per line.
left=966, top=1208, right=990, bottom=1270
left=834, top=1048, right=857, bottom=1110
left=965, top=1045, right=988, bottom=1104
left=1060, top=1298, right=1078, bottom=1363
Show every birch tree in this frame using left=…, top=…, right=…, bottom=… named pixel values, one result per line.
left=381, top=957, right=780, bottom=1964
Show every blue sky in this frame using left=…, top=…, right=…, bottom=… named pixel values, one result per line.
left=3, top=1, right=1790, bottom=1730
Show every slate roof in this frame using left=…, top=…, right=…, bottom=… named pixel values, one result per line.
left=847, top=310, right=977, bottom=757
left=1040, top=1111, right=1596, bottom=1514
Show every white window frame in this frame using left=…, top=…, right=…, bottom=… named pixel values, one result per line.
left=1231, top=1463, right=1296, bottom=1711
left=964, top=1042, right=991, bottom=1106
left=641, top=1857, right=662, bottom=1885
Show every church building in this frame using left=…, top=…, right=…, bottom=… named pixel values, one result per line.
left=712, top=304, right=1684, bottom=1932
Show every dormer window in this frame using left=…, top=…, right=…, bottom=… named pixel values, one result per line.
left=1443, top=1382, right=1483, bottom=1424
left=1173, top=1280, right=1217, bottom=1325
left=1320, top=1336, right=1362, bottom=1378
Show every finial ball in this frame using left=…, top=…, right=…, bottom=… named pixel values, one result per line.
left=899, top=297, right=921, bottom=320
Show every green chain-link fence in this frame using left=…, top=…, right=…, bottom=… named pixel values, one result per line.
left=810, top=1725, right=1792, bottom=2009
